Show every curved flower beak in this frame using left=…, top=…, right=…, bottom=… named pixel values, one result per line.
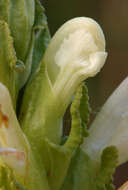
left=43, top=17, right=107, bottom=114
left=44, top=17, right=107, bottom=84
left=82, top=77, right=128, bottom=165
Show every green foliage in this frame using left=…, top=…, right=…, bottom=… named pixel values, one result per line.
left=0, top=20, right=17, bottom=106
left=31, top=0, right=51, bottom=75
left=0, top=0, right=35, bottom=62
left=64, top=84, right=85, bottom=150
left=96, top=146, right=118, bottom=190
left=79, top=82, right=91, bottom=137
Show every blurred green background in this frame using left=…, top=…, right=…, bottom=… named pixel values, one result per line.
left=41, top=0, right=128, bottom=188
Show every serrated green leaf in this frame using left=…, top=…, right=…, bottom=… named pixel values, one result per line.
left=0, top=21, right=18, bottom=106
left=96, top=146, right=118, bottom=190
left=17, top=0, right=51, bottom=89
left=64, top=84, right=84, bottom=150
left=79, top=82, right=91, bottom=137
left=58, top=84, right=92, bottom=190
left=18, top=0, right=51, bottom=88
left=0, top=0, right=35, bottom=62
left=31, top=0, right=51, bottom=75
left=0, top=0, right=35, bottom=91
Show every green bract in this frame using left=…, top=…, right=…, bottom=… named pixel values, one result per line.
left=0, top=0, right=127, bottom=190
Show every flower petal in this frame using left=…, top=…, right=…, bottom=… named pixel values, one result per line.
left=82, top=77, right=128, bottom=165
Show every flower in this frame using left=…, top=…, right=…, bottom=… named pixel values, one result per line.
left=44, top=17, right=107, bottom=114
left=82, top=77, right=128, bottom=165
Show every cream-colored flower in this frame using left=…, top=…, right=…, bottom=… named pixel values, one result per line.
left=44, top=17, right=107, bottom=113
left=82, top=77, right=128, bottom=165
